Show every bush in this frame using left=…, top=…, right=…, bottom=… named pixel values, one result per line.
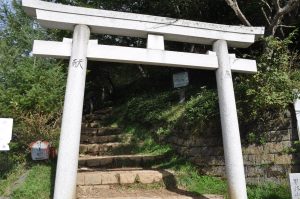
left=236, top=34, right=300, bottom=142
left=0, top=2, right=66, bottom=159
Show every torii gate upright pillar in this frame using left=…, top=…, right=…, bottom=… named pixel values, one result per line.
left=213, top=40, right=247, bottom=199
left=53, top=24, right=90, bottom=199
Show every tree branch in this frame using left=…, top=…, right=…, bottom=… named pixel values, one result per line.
left=261, top=7, right=271, bottom=25
left=260, top=0, right=273, bottom=12
left=273, top=0, right=281, bottom=11
left=268, top=0, right=300, bottom=35
left=224, top=0, right=251, bottom=26
left=278, top=24, right=296, bottom=28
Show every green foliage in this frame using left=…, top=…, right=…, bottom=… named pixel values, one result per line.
left=0, top=163, right=26, bottom=196
left=125, top=88, right=219, bottom=138
left=0, top=1, right=65, bottom=161
left=247, top=183, right=290, bottom=199
left=126, top=91, right=178, bottom=125
left=236, top=34, right=300, bottom=142
left=183, top=89, right=218, bottom=125
left=175, top=162, right=227, bottom=195
left=11, top=163, right=56, bottom=199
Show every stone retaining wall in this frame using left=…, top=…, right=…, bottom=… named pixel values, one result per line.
left=166, top=121, right=300, bottom=184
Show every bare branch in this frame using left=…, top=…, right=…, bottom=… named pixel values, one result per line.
left=273, top=0, right=281, bottom=11
left=281, top=0, right=300, bottom=14
left=260, top=0, right=273, bottom=12
left=224, top=0, right=251, bottom=26
left=278, top=24, right=296, bottom=28
left=267, top=0, right=300, bottom=35
left=261, top=7, right=271, bottom=25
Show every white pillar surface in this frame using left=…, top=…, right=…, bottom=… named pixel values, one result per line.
left=213, top=40, right=247, bottom=199
left=53, top=24, right=90, bottom=199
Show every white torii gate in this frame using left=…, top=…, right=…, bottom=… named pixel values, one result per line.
left=22, top=1, right=264, bottom=198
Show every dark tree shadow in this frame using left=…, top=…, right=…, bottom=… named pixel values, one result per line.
left=158, top=169, right=219, bottom=199
left=50, top=159, right=57, bottom=199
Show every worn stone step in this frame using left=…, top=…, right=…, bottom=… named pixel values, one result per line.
left=81, top=134, right=131, bottom=144
left=81, top=127, right=121, bottom=136
left=84, top=112, right=112, bottom=121
left=77, top=185, right=224, bottom=199
left=81, top=134, right=120, bottom=144
left=78, top=154, right=165, bottom=168
left=82, top=121, right=106, bottom=128
left=78, top=167, right=144, bottom=172
left=79, top=143, right=129, bottom=156
left=77, top=170, right=170, bottom=186
left=93, top=107, right=113, bottom=115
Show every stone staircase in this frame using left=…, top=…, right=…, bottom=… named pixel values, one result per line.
left=76, top=107, right=224, bottom=199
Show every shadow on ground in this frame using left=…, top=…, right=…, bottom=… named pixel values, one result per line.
left=159, top=170, right=221, bottom=199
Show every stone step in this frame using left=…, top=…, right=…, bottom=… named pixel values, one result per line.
left=79, top=143, right=129, bottom=156
left=81, top=134, right=131, bottom=144
left=84, top=112, right=112, bottom=121
left=93, top=107, right=113, bottom=115
left=77, top=186, right=224, bottom=199
left=78, top=154, right=165, bottom=168
left=82, top=121, right=105, bottom=128
left=81, top=134, right=121, bottom=144
left=77, top=170, right=170, bottom=186
left=81, top=127, right=121, bottom=136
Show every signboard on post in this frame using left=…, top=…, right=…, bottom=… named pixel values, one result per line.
left=0, top=118, right=13, bottom=151
left=290, top=173, right=300, bottom=199
left=173, top=72, right=189, bottom=88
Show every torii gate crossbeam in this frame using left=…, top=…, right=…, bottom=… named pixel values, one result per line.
left=22, top=1, right=264, bottom=199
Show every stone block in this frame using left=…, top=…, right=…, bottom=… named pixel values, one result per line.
left=99, top=157, right=113, bottom=166
left=266, top=165, right=289, bottom=178
left=256, top=154, right=275, bottom=164
left=84, top=173, right=102, bottom=185
left=243, top=144, right=264, bottom=155
left=246, top=166, right=264, bottom=177
left=79, top=145, right=88, bottom=154
left=274, top=154, right=292, bottom=164
left=264, top=141, right=291, bottom=154
left=77, top=173, right=85, bottom=185
left=208, top=156, right=225, bottom=166
left=78, top=159, right=86, bottom=167
left=119, top=172, right=137, bottom=184
left=88, top=144, right=99, bottom=154
left=265, top=129, right=292, bottom=142
left=86, top=159, right=100, bottom=167
left=246, top=177, right=262, bottom=185
left=201, top=166, right=225, bottom=177
left=138, top=171, right=163, bottom=184
left=188, top=147, right=205, bottom=156
left=101, top=172, right=119, bottom=184
left=243, top=155, right=253, bottom=165
left=82, top=127, right=98, bottom=135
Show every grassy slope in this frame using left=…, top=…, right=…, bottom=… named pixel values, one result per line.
left=11, top=163, right=55, bottom=199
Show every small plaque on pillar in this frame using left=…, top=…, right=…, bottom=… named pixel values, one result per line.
left=289, top=173, right=300, bottom=199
